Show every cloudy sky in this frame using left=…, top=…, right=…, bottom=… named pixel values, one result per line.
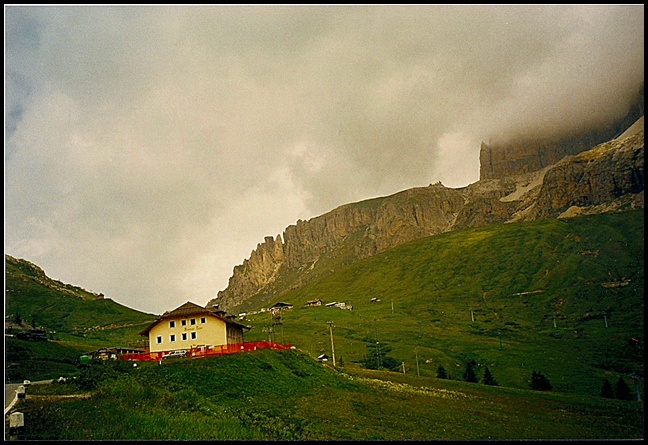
left=5, top=5, right=644, bottom=315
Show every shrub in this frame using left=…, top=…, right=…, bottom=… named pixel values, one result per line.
left=75, top=360, right=134, bottom=391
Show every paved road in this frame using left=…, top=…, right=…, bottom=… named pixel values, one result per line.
left=5, top=380, right=53, bottom=414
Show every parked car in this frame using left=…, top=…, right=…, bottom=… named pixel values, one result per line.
left=162, top=350, right=188, bottom=360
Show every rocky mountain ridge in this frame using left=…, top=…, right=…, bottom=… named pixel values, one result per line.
left=209, top=117, right=644, bottom=312
left=480, top=87, right=643, bottom=180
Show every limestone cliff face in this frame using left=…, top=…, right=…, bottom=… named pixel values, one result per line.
left=479, top=138, right=590, bottom=180
left=213, top=184, right=470, bottom=311
left=222, top=235, right=285, bottom=305
left=282, top=204, right=377, bottom=269
left=210, top=121, right=644, bottom=312
left=528, top=131, right=644, bottom=220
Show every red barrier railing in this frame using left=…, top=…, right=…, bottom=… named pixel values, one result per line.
left=119, top=341, right=292, bottom=362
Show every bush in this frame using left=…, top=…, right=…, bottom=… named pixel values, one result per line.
left=530, top=371, right=553, bottom=391
left=75, top=360, right=134, bottom=391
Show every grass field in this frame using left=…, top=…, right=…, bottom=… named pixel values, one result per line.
left=8, top=349, right=643, bottom=440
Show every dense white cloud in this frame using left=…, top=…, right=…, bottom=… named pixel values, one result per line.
left=5, top=5, right=644, bottom=314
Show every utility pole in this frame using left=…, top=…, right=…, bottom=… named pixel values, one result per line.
left=391, top=300, right=394, bottom=314
left=553, top=316, right=557, bottom=329
left=471, top=310, right=475, bottom=322
left=415, top=350, right=420, bottom=376
left=374, top=319, right=382, bottom=368
left=327, top=321, right=336, bottom=367
left=604, top=312, right=608, bottom=328
left=402, top=362, right=406, bottom=374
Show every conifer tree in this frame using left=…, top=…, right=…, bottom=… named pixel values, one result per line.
left=482, top=366, right=498, bottom=386
left=361, top=342, right=399, bottom=371
left=436, top=364, right=449, bottom=379
left=614, top=376, right=633, bottom=401
left=600, top=379, right=615, bottom=398
left=463, top=360, right=478, bottom=383
left=530, top=371, right=553, bottom=391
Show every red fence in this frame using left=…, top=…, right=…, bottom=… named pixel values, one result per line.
left=119, top=341, right=292, bottom=362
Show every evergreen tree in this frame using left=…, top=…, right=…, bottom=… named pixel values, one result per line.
left=463, top=360, right=479, bottom=383
left=614, top=376, right=633, bottom=401
left=361, top=342, right=399, bottom=371
left=600, top=379, right=615, bottom=398
left=436, top=365, right=449, bottom=379
left=530, top=371, right=553, bottom=391
left=482, top=366, right=498, bottom=386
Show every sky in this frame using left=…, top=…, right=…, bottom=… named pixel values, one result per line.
left=5, top=5, right=644, bottom=315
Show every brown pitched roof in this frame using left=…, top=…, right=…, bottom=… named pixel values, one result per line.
left=139, top=301, right=250, bottom=336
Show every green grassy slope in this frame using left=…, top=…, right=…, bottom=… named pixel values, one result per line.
left=5, top=254, right=157, bottom=381
left=241, top=210, right=644, bottom=398
left=14, top=349, right=643, bottom=440
left=5, top=255, right=157, bottom=333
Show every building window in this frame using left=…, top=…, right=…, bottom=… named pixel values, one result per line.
left=170, top=334, right=176, bottom=342
left=191, top=332, right=197, bottom=340
left=190, top=318, right=196, bottom=325
left=169, top=321, right=176, bottom=328
left=156, top=336, right=163, bottom=344
left=182, top=333, right=187, bottom=341
left=201, top=317, right=206, bottom=324
left=181, top=319, right=187, bottom=326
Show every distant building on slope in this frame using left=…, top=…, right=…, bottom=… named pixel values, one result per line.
left=269, top=302, right=294, bottom=311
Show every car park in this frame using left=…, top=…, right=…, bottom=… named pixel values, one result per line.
left=161, top=350, right=188, bottom=360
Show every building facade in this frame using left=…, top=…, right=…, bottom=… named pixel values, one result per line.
left=140, top=301, right=249, bottom=354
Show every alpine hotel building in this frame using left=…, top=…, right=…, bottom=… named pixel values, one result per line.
left=140, top=301, right=250, bottom=354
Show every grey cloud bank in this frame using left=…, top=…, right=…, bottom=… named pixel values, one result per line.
left=4, top=5, right=644, bottom=314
